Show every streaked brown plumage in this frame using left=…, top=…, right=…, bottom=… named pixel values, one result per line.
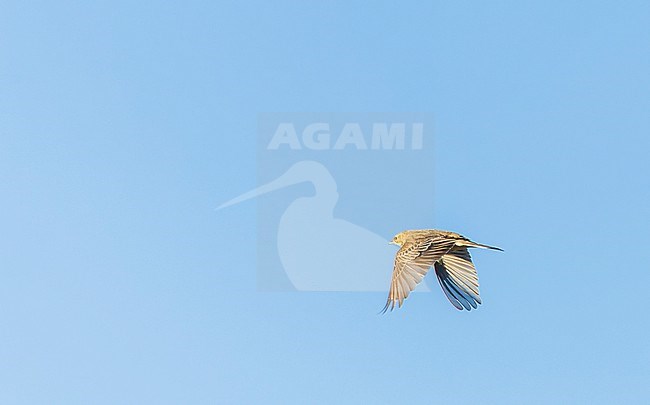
left=382, top=229, right=502, bottom=313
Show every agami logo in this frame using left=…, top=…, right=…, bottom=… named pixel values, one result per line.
left=268, top=122, right=424, bottom=150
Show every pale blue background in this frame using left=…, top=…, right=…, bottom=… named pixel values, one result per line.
left=1, top=1, right=649, bottom=404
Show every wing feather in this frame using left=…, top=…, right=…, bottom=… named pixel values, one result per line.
left=440, top=271, right=473, bottom=310
left=435, top=263, right=464, bottom=310
left=381, top=237, right=456, bottom=313
left=435, top=247, right=482, bottom=311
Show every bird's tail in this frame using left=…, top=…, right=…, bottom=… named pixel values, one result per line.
left=469, top=241, right=503, bottom=251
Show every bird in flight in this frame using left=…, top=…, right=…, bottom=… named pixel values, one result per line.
left=382, top=229, right=502, bottom=313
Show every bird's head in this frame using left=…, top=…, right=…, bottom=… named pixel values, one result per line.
left=389, top=231, right=408, bottom=247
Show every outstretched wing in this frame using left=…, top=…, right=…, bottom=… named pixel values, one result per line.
left=435, top=247, right=482, bottom=311
left=381, top=237, right=456, bottom=313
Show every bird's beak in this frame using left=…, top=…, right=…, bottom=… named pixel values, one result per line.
left=389, top=241, right=396, bottom=245
left=216, top=168, right=300, bottom=210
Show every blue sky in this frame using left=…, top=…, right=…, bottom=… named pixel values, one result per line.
left=2, top=1, right=649, bottom=404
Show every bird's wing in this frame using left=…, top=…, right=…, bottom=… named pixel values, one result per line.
left=435, top=247, right=481, bottom=311
left=381, top=237, right=456, bottom=313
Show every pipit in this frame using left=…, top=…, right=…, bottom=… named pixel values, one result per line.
left=382, top=229, right=502, bottom=312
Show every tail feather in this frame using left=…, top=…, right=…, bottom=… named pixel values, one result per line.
left=467, top=241, right=503, bottom=251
